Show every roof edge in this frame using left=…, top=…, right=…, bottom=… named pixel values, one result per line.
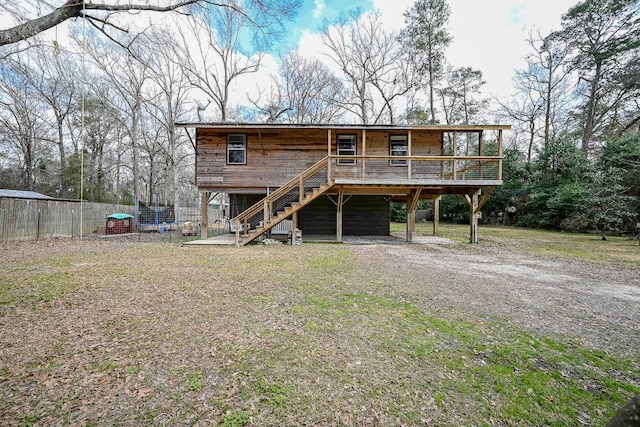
left=175, top=122, right=511, bottom=131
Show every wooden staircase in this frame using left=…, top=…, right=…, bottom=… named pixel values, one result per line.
left=232, top=157, right=333, bottom=246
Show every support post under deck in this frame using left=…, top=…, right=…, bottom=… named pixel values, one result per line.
left=336, top=188, right=344, bottom=242
left=470, top=189, right=480, bottom=243
left=291, top=211, right=298, bottom=245
left=406, top=187, right=423, bottom=243
left=200, top=191, right=209, bottom=240
left=433, top=196, right=440, bottom=236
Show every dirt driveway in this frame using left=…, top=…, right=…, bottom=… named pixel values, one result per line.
left=349, top=236, right=640, bottom=358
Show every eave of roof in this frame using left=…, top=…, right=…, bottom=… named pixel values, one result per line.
left=0, top=189, right=54, bottom=200
left=175, top=122, right=511, bottom=131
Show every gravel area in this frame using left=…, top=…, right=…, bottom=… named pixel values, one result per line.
left=350, top=237, right=640, bottom=358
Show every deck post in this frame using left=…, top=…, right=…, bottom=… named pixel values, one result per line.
left=470, top=189, right=480, bottom=243
left=362, top=129, right=366, bottom=179
left=291, top=211, right=298, bottom=245
left=452, top=132, right=457, bottom=179
left=336, top=188, right=344, bottom=242
left=498, top=130, right=503, bottom=180
left=407, top=130, right=412, bottom=179
left=200, top=191, right=209, bottom=240
left=406, top=187, right=423, bottom=243
left=433, top=196, right=440, bottom=236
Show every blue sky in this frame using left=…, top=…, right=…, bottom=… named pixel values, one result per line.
left=276, top=0, right=374, bottom=53
left=271, top=0, right=578, bottom=99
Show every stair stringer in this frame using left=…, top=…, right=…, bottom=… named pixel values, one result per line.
left=237, top=182, right=334, bottom=246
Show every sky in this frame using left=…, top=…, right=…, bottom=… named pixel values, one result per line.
left=0, top=0, right=581, bottom=120
left=274, top=0, right=579, bottom=100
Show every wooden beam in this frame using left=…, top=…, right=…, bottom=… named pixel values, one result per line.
left=200, top=191, right=209, bottom=240
left=475, top=186, right=495, bottom=213
left=498, top=130, right=503, bottom=181
left=433, top=196, right=440, bottom=236
left=452, top=132, right=457, bottom=180
left=470, top=189, right=480, bottom=244
left=362, top=129, right=366, bottom=180
left=406, top=187, right=423, bottom=243
left=407, top=129, right=412, bottom=180
left=408, top=186, right=423, bottom=213
left=291, top=211, right=298, bottom=245
left=336, top=187, right=344, bottom=243
left=299, top=175, right=304, bottom=203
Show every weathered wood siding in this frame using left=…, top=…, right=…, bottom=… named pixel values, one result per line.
left=196, top=128, right=444, bottom=190
left=196, top=128, right=328, bottom=190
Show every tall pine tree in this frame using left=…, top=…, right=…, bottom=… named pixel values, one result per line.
left=399, top=0, right=452, bottom=123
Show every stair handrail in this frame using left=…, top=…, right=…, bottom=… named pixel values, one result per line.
left=232, top=156, right=330, bottom=234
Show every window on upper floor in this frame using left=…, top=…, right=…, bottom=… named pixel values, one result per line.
left=227, top=134, right=246, bottom=164
left=390, top=135, right=408, bottom=166
left=337, top=135, right=356, bottom=164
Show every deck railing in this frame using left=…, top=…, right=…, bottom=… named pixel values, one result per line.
left=231, top=154, right=502, bottom=244
left=328, top=155, right=503, bottom=182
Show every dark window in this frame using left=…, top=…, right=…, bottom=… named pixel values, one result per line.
left=227, top=134, right=246, bottom=164
left=390, top=135, right=408, bottom=166
left=337, top=135, right=356, bottom=164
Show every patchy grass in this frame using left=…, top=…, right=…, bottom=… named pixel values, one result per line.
left=0, top=235, right=637, bottom=426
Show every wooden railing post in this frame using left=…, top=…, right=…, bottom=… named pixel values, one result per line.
left=362, top=129, right=366, bottom=180
left=407, top=130, right=412, bottom=180
left=263, top=198, right=269, bottom=224
left=452, top=133, right=457, bottom=180
left=498, top=130, right=503, bottom=180
left=299, top=176, right=304, bottom=202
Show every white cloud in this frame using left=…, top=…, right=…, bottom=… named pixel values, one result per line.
left=313, top=0, right=326, bottom=19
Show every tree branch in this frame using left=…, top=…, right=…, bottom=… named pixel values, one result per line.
left=0, top=0, right=203, bottom=46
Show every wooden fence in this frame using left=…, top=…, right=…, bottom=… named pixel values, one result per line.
left=0, top=197, right=223, bottom=242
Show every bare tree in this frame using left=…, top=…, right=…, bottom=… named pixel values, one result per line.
left=6, top=47, right=79, bottom=195
left=0, top=0, right=202, bottom=47
left=82, top=31, right=150, bottom=203
left=141, top=29, right=192, bottom=204
left=321, top=9, right=409, bottom=124
left=178, top=5, right=263, bottom=122
left=256, top=51, right=346, bottom=124
left=497, top=31, right=571, bottom=161
left=1, top=0, right=302, bottom=58
left=0, top=60, right=52, bottom=191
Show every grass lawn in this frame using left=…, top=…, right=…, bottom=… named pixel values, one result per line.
left=0, top=227, right=638, bottom=426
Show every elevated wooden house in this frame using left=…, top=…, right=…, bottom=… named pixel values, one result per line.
left=183, top=123, right=510, bottom=245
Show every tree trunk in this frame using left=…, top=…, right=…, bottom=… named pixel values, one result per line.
left=428, top=58, right=435, bottom=123
left=544, top=58, right=552, bottom=152
left=56, top=116, right=67, bottom=197
left=582, top=62, right=601, bottom=153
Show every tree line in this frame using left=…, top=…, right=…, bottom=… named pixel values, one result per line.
left=0, top=0, right=638, bottom=237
